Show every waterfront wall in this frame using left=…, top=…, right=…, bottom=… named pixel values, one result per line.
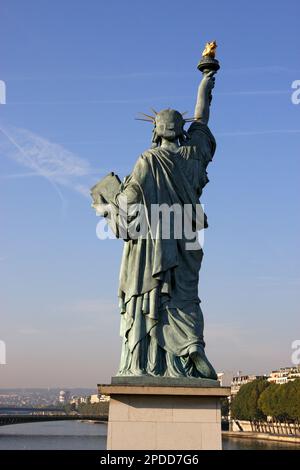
left=232, top=420, right=300, bottom=436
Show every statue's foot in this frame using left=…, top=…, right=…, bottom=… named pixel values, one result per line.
left=190, top=351, right=218, bottom=380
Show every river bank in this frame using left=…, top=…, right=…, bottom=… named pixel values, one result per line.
left=223, top=431, right=300, bottom=444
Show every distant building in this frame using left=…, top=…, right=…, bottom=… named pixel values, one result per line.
left=70, top=396, right=88, bottom=406
left=231, top=374, right=265, bottom=396
left=90, top=394, right=100, bottom=404
left=58, top=390, right=71, bottom=404
left=217, top=371, right=234, bottom=387
left=89, top=394, right=110, bottom=403
left=268, top=366, right=300, bottom=385
left=99, top=394, right=110, bottom=402
left=69, top=393, right=110, bottom=407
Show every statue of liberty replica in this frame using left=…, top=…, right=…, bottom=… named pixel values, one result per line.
left=92, top=42, right=220, bottom=381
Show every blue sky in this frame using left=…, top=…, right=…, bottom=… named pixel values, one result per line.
left=0, top=0, right=299, bottom=387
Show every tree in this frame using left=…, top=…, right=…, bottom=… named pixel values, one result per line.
left=77, top=401, right=109, bottom=417
left=258, top=383, right=281, bottom=419
left=286, top=379, right=300, bottom=421
left=259, top=379, right=300, bottom=421
left=231, top=378, right=269, bottom=421
left=221, top=397, right=230, bottom=419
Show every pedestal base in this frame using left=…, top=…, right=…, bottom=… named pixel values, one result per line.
left=98, top=382, right=230, bottom=450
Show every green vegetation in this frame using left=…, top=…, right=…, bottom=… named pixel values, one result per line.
left=231, top=378, right=300, bottom=422
left=63, top=403, right=76, bottom=413
left=231, top=378, right=269, bottom=421
left=77, top=401, right=109, bottom=417
left=221, top=397, right=230, bottom=419
left=258, top=380, right=300, bottom=421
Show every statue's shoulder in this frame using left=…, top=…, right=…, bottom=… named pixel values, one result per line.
left=185, top=121, right=216, bottom=159
left=141, top=148, right=161, bottom=158
left=132, top=149, right=164, bottom=183
left=138, top=148, right=161, bottom=164
left=132, top=149, right=157, bottom=176
left=187, top=121, right=215, bottom=142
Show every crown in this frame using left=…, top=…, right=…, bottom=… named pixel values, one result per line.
left=135, top=108, right=198, bottom=124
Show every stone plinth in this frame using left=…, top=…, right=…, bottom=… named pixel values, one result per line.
left=98, top=380, right=230, bottom=450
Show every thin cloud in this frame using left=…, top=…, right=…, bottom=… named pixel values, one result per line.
left=222, top=65, right=297, bottom=75
left=1, top=123, right=298, bottom=209
left=256, top=276, right=300, bottom=287
left=55, top=298, right=117, bottom=316
left=216, top=129, right=300, bottom=137
left=18, top=328, right=41, bottom=336
left=206, top=322, right=245, bottom=347
left=0, top=171, right=45, bottom=178
left=6, top=90, right=291, bottom=105
left=4, top=65, right=299, bottom=81
left=6, top=95, right=191, bottom=106
left=216, top=89, right=290, bottom=96
left=3, top=71, right=174, bottom=81
left=0, top=124, right=107, bottom=204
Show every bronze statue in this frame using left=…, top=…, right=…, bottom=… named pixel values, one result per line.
left=92, top=42, right=220, bottom=381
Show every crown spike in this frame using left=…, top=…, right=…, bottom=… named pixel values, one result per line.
left=138, top=112, right=155, bottom=121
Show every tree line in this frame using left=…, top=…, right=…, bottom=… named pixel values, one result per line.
left=231, top=378, right=300, bottom=422
left=64, top=401, right=109, bottom=416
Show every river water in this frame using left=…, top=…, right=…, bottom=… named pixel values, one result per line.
left=0, top=421, right=299, bottom=450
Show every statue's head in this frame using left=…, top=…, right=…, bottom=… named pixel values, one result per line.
left=154, top=109, right=185, bottom=141
left=136, top=108, right=193, bottom=147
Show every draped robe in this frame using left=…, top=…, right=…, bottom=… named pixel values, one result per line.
left=108, top=122, right=216, bottom=377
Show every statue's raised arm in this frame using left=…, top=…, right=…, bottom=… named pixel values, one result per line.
left=194, top=40, right=220, bottom=125
left=194, top=71, right=216, bottom=124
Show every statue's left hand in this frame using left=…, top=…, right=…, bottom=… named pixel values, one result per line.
left=92, top=203, right=108, bottom=216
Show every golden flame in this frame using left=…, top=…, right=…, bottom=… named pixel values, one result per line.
left=202, top=40, right=217, bottom=58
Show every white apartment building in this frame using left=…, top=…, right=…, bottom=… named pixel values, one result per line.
left=268, top=366, right=300, bottom=385
left=231, top=374, right=265, bottom=396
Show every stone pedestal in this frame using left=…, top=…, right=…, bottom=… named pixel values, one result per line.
left=98, top=379, right=230, bottom=450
